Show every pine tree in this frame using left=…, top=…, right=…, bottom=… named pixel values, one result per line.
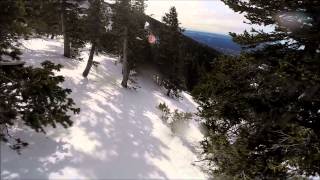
left=23, top=0, right=86, bottom=57
left=60, top=0, right=71, bottom=57
left=82, top=0, right=110, bottom=77
left=113, top=0, right=146, bottom=88
left=113, top=0, right=130, bottom=87
left=222, top=0, right=320, bottom=54
left=128, top=0, right=149, bottom=77
left=0, top=0, right=27, bottom=61
left=0, top=0, right=79, bottom=152
left=132, top=0, right=145, bottom=13
left=24, top=0, right=60, bottom=38
left=60, top=0, right=87, bottom=58
left=193, top=0, right=320, bottom=178
left=158, top=7, right=185, bottom=97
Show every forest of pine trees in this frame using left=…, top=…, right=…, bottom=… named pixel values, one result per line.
left=193, top=0, right=320, bottom=178
left=1, top=0, right=319, bottom=179
left=0, top=0, right=215, bottom=151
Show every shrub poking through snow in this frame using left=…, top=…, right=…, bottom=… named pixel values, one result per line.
left=170, top=110, right=192, bottom=135
left=158, top=102, right=170, bottom=122
left=157, top=102, right=193, bottom=135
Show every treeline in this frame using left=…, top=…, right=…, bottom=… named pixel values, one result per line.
left=26, top=0, right=219, bottom=93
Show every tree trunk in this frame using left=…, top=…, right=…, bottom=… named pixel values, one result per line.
left=166, top=89, right=171, bottom=96
left=61, top=0, right=71, bottom=58
left=82, top=42, right=96, bottom=78
left=119, top=55, right=123, bottom=63
left=63, top=32, right=71, bottom=58
left=121, top=27, right=130, bottom=88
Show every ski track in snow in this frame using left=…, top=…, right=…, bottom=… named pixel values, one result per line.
left=1, top=38, right=207, bottom=179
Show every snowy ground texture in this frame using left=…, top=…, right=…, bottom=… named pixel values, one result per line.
left=1, top=38, right=207, bottom=179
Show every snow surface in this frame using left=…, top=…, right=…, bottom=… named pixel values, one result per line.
left=1, top=38, right=207, bottom=179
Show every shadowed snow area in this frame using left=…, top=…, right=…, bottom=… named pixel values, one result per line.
left=1, top=38, right=206, bottom=179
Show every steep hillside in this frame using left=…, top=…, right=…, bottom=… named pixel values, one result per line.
left=0, top=38, right=207, bottom=179
left=144, top=15, right=221, bottom=90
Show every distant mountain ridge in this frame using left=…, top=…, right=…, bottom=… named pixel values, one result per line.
left=184, top=30, right=241, bottom=55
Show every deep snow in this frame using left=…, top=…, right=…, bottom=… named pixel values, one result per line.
left=1, top=38, right=206, bottom=179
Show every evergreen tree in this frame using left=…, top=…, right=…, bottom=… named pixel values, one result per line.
left=0, top=0, right=79, bottom=152
left=193, top=0, right=320, bottom=178
left=158, top=7, right=185, bottom=97
left=24, top=0, right=60, bottom=38
left=61, top=0, right=71, bottom=57
left=23, top=0, right=86, bottom=57
left=0, top=0, right=27, bottom=61
left=132, top=0, right=145, bottom=13
left=113, top=0, right=130, bottom=87
left=112, top=0, right=146, bottom=88
left=82, top=0, right=110, bottom=77
left=60, top=0, right=87, bottom=58
left=128, top=0, right=149, bottom=73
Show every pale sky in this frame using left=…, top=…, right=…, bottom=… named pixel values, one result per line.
left=145, top=0, right=253, bottom=35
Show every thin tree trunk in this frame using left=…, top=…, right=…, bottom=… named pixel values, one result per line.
left=64, top=32, right=71, bottom=57
left=119, top=55, right=123, bottom=63
left=166, top=89, right=171, bottom=96
left=82, top=42, right=96, bottom=77
left=121, top=27, right=130, bottom=88
left=61, top=0, right=71, bottom=58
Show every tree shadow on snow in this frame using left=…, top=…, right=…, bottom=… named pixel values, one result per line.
left=1, top=45, right=200, bottom=179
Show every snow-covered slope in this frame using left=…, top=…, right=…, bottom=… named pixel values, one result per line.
left=1, top=38, right=206, bottom=179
